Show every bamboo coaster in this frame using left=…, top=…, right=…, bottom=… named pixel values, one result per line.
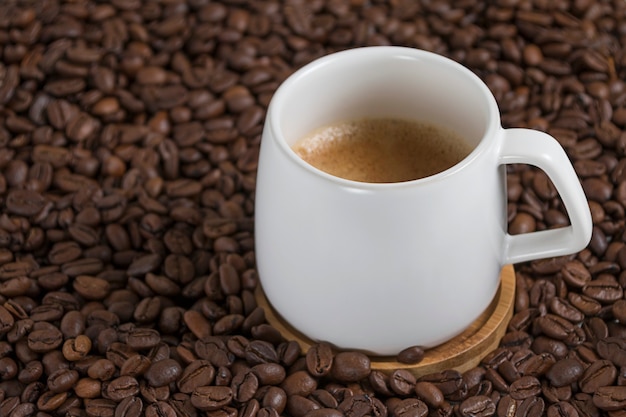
left=255, top=265, right=515, bottom=377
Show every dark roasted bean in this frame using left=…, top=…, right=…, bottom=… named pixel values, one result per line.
left=306, top=342, right=334, bottom=377
left=393, top=398, right=427, bottom=417
left=592, top=386, right=626, bottom=411
left=578, top=359, right=617, bottom=394
left=546, top=358, right=584, bottom=387
left=330, top=352, right=370, bottom=383
left=191, top=386, right=233, bottom=411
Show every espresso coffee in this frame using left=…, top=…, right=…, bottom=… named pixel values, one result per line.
left=291, top=118, right=474, bottom=183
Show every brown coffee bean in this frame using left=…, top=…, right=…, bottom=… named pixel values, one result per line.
left=73, top=274, right=110, bottom=300
left=37, top=390, right=68, bottom=412
left=251, top=363, right=286, bottom=386
left=231, top=369, right=258, bottom=402
left=545, top=401, right=578, bottom=417
left=534, top=315, right=585, bottom=346
left=244, top=340, right=279, bottom=365
left=397, top=346, right=425, bottom=364
left=549, top=297, right=584, bottom=323
left=592, top=386, right=626, bottom=411
left=48, top=241, right=82, bottom=265
left=88, top=358, right=116, bottom=381
left=5, top=189, right=47, bottom=216
left=459, top=395, right=496, bottom=417
left=113, top=396, right=143, bottom=417
left=144, top=358, right=183, bottom=387
left=62, top=335, right=92, bottom=361
left=191, top=386, right=233, bottom=411
left=389, top=369, right=417, bottom=396
left=47, top=368, right=79, bottom=393
left=546, top=358, right=584, bottom=388
left=126, top=328, right=161, bottom=350
left=392, top=398, right=428, bottom=417
left=27, top=327, right=63, bottom=353
left=409, top=381, right=441, bottom=409
left=84, top=398, right=117, bottom=417
left=579, top=359, right=617, bottom=394
left=561, top=260, right=591, bottom=288
left=306, top=342, right=334, bottom=377
left=281, top=370, right=317, bottom=397
left=183, top=310, right=212, bottom=340
left=177, top=360, right=215, bottom=394
left=75, top=378, right=102, bottom=399
left=582, top=277, right=624, bottom=303
left=598, top=337, right=626, bottom=369
left=567, top=292, right=602, bottom=316
left=330, top=352, right=371, bottom=383
left=103, top=375, right=139, bottom=402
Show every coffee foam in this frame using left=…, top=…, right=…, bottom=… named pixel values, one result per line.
left=291, top=118, right=473, bottom=183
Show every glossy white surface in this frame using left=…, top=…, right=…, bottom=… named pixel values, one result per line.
left=254, top=47, right=592, bottom=355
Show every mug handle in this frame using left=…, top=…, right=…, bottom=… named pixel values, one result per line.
left=500, top=128, right=593, bottom=264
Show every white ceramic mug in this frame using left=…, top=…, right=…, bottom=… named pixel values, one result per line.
left=254, top=46, right=592, bottom=356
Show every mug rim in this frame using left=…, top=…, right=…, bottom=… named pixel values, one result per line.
left=267, top=46, right=502, bottom=189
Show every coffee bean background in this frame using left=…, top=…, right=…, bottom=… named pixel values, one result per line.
left=0, top=0, right=626, bottom=417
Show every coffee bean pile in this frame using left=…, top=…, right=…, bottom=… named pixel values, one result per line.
left=1, top=0, right=626, bottom=417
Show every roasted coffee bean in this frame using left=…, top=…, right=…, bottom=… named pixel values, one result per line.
left=84, top=398, right=117, bottom=417
left=106, top=376, right=140, bottom=401
left=191, top=386, right=233, bottom=411
left=231, top=369, right=258, bottom=402
left=561, top=261, right=591, bottom=288
left=309, top=389, right=338, bottom=409
left=330, top=352, right=371, bottom=383
left=516, top=351, right=557, bottom=376
left=459, top=395, right=496, bottom=417
left=597, top=337, right=626, bottom=367
left=419, top=370, right=464, bottom=397
left=392, top=398, right=428, bottom=417
left=177, top=360, right=215, bottom=394
left=389, top=369, right=417, bottom=396
left=62, top=335, right=92, bottom=361
left=534, top=315, right=585, bottom=346
left=583, top=276, right=624, bottom=303
left=126, top=328, right=161, bottom=350
left=306, top=342, right=334, bottom=377
left=252, top=362, right=286, bottom=386
left=305, top=409, right=344, bottom=417
left=414, top=381, right=444, bottom=408
left=369, top=370, right=394, bottom=396
left=114, top=396, right=144, bottom=417
left=579, top=359, right=617, bottom=394
left=549, top=298, right=584, bottom=323
left=546, top=401, right=579, bottom=417
left=281, top=370, right=317, bottom=397
left=567, top=293, right=602, bottom=316
left=143, top=358, right=183, bottom=387
left=145, top=401, right=177, bottom=417
left=5, top=189, right=47, bottom=216
left=261, top=386, right=287, bottom=413
left=396, top=346, right=425, bottom=364
left=27, top=327, right=63, bottom=353
left=592, top=386, right=626, bottom=411
left=546, top=357, right=584, bottom=388
left=288, top=394, right=321, bottom=417
left=37, top=390, right=69, bottom=412
left=75, top=378, right=102, bottom=399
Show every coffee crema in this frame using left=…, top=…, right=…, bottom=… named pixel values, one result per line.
left=291, top=118, right=473, bottom=183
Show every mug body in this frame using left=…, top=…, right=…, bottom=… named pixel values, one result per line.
left=255, top=47, right=506, bottom=355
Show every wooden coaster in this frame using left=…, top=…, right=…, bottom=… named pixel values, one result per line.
left=255, top=265, right=516, bottom=377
